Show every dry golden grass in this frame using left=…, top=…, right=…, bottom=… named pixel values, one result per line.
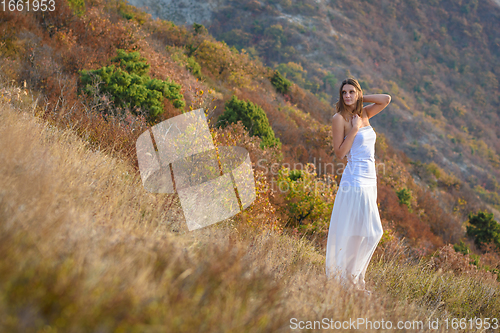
left=0, top=85, right=499, bottom=332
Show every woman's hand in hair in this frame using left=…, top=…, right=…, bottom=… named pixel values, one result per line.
left=351, top=114, right=362, bottom=129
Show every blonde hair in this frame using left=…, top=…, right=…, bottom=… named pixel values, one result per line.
left=336, top=78, right=363, bottom=122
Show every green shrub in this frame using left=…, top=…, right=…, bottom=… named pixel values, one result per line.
left=192, top=40, right=261, bottom=87
left=288, top=169, right=302, bottom=182
left=275, top=62, right=319, bottom=92
left=193, top=23, right=207, bottom=34
left=277, top=165, right=335, bottom=235
left=466, top=210, right=500, bottom=250
left=217, top=95, right=281, bottom=149
left=474, top=185, right=500, bottom=210
left=396, top=188, right=412, bottom=212
left=426, top=162, right=441, bottom=178
left=67, top=0, right=85, bottom=16
left=168, top=47, right=202, bottom=79
left=270, top=70, right=292, bottom=94
left=453, top=240, right=470, bottom=255
left=186, top=56, right=202, bottom=79
left=117, top=0, right=149, bottom=24
left=452, top=240, right=481, bottom=266
left=79, top=49, right=185, bottom=119
left=358, top=79, right=369, bottom=90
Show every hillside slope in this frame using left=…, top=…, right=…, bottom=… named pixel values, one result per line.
left=129, top=0, right=500, bottom=214
left=0, top=0, right=499, bottom=283
left=1, top=78, right=499, bottom=332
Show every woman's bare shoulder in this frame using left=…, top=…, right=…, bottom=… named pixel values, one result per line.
left=332, top=114, right=348, bottom=137
left=332, top=113, right=345, bottom=123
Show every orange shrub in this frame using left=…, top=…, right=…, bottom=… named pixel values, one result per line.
left=212, top=121, right=282, bottom=231
left=430, top=244, right=498, bottom=283
left=378, top=184, right=443, bottom=253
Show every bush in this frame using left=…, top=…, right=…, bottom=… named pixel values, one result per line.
left=466, top=210, right=500, bottom=250
left=275, top=62, right=317, bottom=92
left=211, top=121, right=282, bottom=231
left=186, top=56, right=202, bottom=79
left=324, top=73, right=338, bottom=90
left=193, top=40, right=261, bottom=87
left=167, top=47, right=202, bottom=79
left=453, top=240, right=480, bottom=266
left=192, top=23, right=207, bottom=35
left=270, top=70, right=292, bottom=94
left=67, top=0, right=85, bottom=16
left=276, top=165, right=336, bottom=236
left=217, top=95, right=281, bottom=149
left=396, top=188, right=412, bottom=212
left=453, top=240, right=470, bottom=255
left=474, top=185, right=500, bottom=210
left=117, top=0, right=150, bottom=25
left=79, top=49, right=185, bottom=120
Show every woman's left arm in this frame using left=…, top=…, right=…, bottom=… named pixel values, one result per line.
left=363, top=94, right=391, bottom=119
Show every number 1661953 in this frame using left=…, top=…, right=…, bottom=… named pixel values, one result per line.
left=2, top=0, right=55, bottom=12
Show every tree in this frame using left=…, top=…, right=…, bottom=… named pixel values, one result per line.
left=466, top=210, right=500, bottom=250
left=270, top=70, right=292, bottom=94
left=217, top=95, right=281, bottom=149
left=192, top=23, right=207, bottom=35
left=323, top=73, right=337, bottom=91
left=79, top=49, right=185, bottom=120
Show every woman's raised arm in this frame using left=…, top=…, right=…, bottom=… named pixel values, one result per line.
left=363, top=94, right=391, bottom=119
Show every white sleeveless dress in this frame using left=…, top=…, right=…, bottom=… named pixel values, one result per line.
left=325, top=125, right=383, bottom=289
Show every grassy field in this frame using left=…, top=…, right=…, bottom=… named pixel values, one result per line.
left=0, top=85, right=499, bottom=332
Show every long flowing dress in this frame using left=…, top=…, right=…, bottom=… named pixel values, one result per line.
left=325, top=125, right=383, bottom=290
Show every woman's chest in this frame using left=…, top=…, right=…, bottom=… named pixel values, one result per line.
left=344, top=120, right=371, bottom=136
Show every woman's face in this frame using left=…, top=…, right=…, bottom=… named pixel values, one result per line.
left=342, top=84, right=359, bottom=107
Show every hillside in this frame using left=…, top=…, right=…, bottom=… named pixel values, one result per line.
left=130, top=0, right=500, bottom=217
left=2, top=82, right=499, bottom=331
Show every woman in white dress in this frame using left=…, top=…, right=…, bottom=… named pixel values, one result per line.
left=326, top=78, right=391, bottom=293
